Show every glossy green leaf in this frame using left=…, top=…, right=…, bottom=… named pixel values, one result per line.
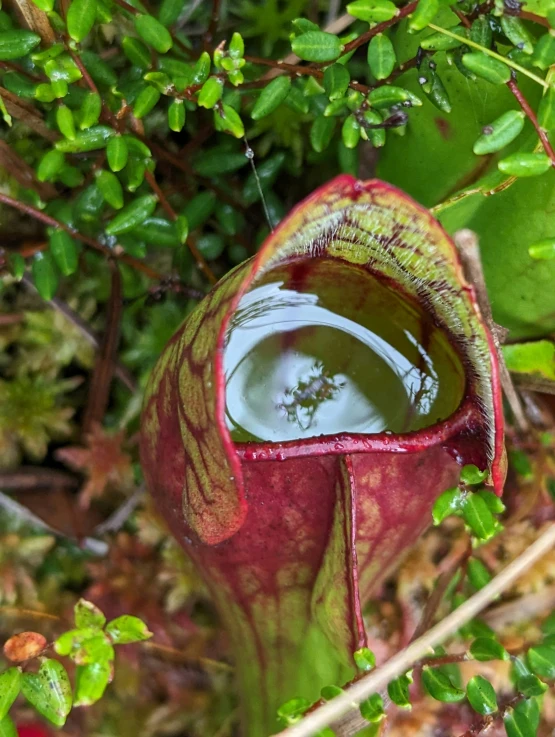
left=368, top=84, right=422, bottom=108
left=539, top=88, right=555, bottom=130
left=468, top=637, right=509, bottom=662
left=55, top=125, right=115, bottom=153
left=79, top=91, right=102, bottom=130
left=134, top=14, right=173, bottom=54
left=462, top=52, right=511, bottom=84
left=175, top=214, right=188, bottom=244
left=291, top=31, right=344, bottom=62
left=32, top=252, right=59, bottom=301
left=310, top=115, right=336, bottom=152
left=473, top=111, right=525, bottom=155
left=105, top=615, right=153, bottom=644
left=517, top=674, right=548, bottom=697
left=367, top=34, right=396, bottom=80
left=476, top=489, right=505, bottom=513
left=217, top=104, right=245, bottom=138
left=466, top=675, right=497, bottom=715
left=419, top=61, right=451, bottom=113
left=500, top=16, right=534, bottom=55
left=342, top=114, right=360, bottom=148
left=323, top=63, right=350, bottom=100
left=503, top=340, right=555, bottom=379
left=0, top=716, right=17, bottom=737
left=9, top=253, right=25, bottom=280
left=362, top=109, right=386, bottom=147
left=133, top=85, right=161, bottom=118
left=320, top=685, right=343, bottom=700
left=353, top=647, right=376, bottom=672
left=432, top=486, right=463, bottom=524
left=461, top=493, right=497, bottom=540
left=74, top=661, right=112, bottom=706
left=73, top=633, right=114, bottom=664
left=21, top=659, right=72, bottom=727
left=54, top=627, right=97, bottom=657
left=467, top=558, right=491, bottom=590
left=460, top=464, right=488, bottom=485
left=49, top=230, right=78, bottom=276
left=470, top=16, right=492, bottom=48
left=347, top=0, right=398, bottom=22
left=105, top=194, right=157, bottom=236
left=409, top=0, right=439, bottom=32
left=527, top=644, right=555, bottom=678
left=107, top=136, right=129, bottom=172
left=122, top=36, right=151, bottom=69
left=0, top=30, right=40, bottom=60
left=360, top=693, right=385, bottom=722
left=130, top=216, right=179, bottom=247
left=56, top=105, right=76, bottom=140
left=74, top=599, right=106, bottom=629
left=387, top=672, right=413, bottom=708
left=532, top=33, right=555, bottom=69
left=421, top=666, right=465, bottom=703
left=95, top=170, right=124, bottom=209
left=0, top=668, right=21, bottom=720
left=197, top=233, right=225, bottom=260
left=251, top=76, right=291, bottom=119
left=158, top=0, right=183, bottom=26
left=168, top=99, right=185, bottom=131
left=197, top=76, right=223, bottom=109
left=192, top=51, right=210, bottom=84
left=420, top=26, right=465, bottom=50
left=37, top=149, right=64, bottom=182
left=498, top=152, right=551, bottom=177
left=67, top=0, right=97, bottom=42
left=277, top=697, right=310, bottom=722
left=80, top=50, right=117, bottom=86
left=504, top=700, right=539, bottom=737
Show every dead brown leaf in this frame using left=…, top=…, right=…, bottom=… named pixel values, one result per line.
left=3, top=631, right=47, bottom=662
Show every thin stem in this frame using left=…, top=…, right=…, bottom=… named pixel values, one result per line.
left=507, top=77, right=555, bottom=165
left=144, top=170, right=217, bottom=284
left=274, top=522, right=555, bottom=737
left=243, top=55, right=371, bottom=94
left=428, top=23, right=551, bottom=89
left=342, top=1, right=418, bottom=54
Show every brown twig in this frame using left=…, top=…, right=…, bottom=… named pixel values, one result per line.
left=243, top=55, right=371, bottom=94
left=507, top=77, right=555, bottom=166
left=81, top=261, right=123, bottom=434
left=342, top=1, right=418, bottom=55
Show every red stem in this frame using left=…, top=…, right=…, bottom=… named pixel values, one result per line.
left=507, top=78, right=555, bottom=167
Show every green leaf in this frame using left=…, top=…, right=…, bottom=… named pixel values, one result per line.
left=421, top=666, right=465, bottom=703
left=74, top=661, right=112, bottom=706
left=432, top=486, right=463, bottom=524
left=320, top=685, right=343, bottom=700
left=133, top=85, right=161, bottom=119
left=466, top=675, right=498, bottom=715
left=55, top=125, right=115, bottom=153
left=168, top=99, right=185, bottom=132
left=277, top=697, right=310, bottom=722
left=347, top=0, right=398, bottom=22
left=467, top=558, right=492, bottom=590
left=498, top=153, right=551, bottom=178
left=291, top=31, right=344, bottom=62
left=216, top=104, right=244, bottom=138
left=158, top=0, right=183, bottom=27
left=73, top=633, right=114, bottom=665
left=504, top=699, right=539, bottom=737
left=197, top=233, right=225, bottom=259
left=367, top=34, right=396, bottom=80
left=0, top=668, right=21, bottom=720
left=517, top=674, right=548, bottom=697
left=353, top=647, right=376, bottom=671
left=21, top=659, right=72, bottom=727
left=470, top=16, right=492, bottom=48
left=251, top=76, right=291, bottom=119
left=107, top=136, right=129, bottom=173
left=37, top=149, right=65, bottom=182
left=0, top=30, right=40, bottom=60
left=105, top=194, right=157, bottom=236
left=56, top=105, right=76, bottom=140
left=122, top=36, right=151, bottom=69
left=503, top=340, right=555, bottom=379
left=192, top=51, right=210, bottom=84
left=67, top=0, right=97, bottom=43
left=542, top=612, right=555, bottom=634
left=49, top=230, right=78, bottom=276
left=175, top=215, right=188, bottom=244
left=54, top=627, right=97, bottom=657
left=198, top=77, right=224, bottom=109
left=74, top=598, right=106, bottom=629
left=420, top=26, right=466, bottom=50
left=134, top=14, right=173, bottom=54
left=500, top=16, right=534, bottom=55
left=323, top=64, right=350, bottom=100
left=461, top=493, right=497, bottom=539
left=527, top=644, right=555, bottom=678
left=368, top=84, right=422, bottom=108
left=78, top=91, right=102, bottom=130
left=469, top=637, right=509, bottom=662
left=473, top=111, right=526, bottom=155
left=387, top=672, right=413, bottom=708
left=477, top=488, right=506, bottom=514
left=360, top=693, right=385, bottom=722
left=409, top=0, right=439, bottom=32
left=528, top=237, right=555, bottom=260
left=105, top=615, right=153, bottom=644
left=342, top=114, right=360, bottom=148
left=32, top=252, right=59, bottom=300
left=310, top=115, right=336, bottom=153
left=0, top=716, right=17, bottom=737
left=9, top=253, right=25, bottom=280
left=460, top=464, right=488, bottom=485
left=462, top=52, right=512, bottom=84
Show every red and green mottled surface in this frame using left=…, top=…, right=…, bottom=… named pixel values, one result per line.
left=140, top=176, right=504, bottom=735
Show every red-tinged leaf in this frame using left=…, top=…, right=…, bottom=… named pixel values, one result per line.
left=4, top=633, right=47, bottom=663
left=140, top=176, right=505, bottom=736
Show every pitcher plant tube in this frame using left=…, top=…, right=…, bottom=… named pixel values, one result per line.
left=140, top=176, right=505, bottom=736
